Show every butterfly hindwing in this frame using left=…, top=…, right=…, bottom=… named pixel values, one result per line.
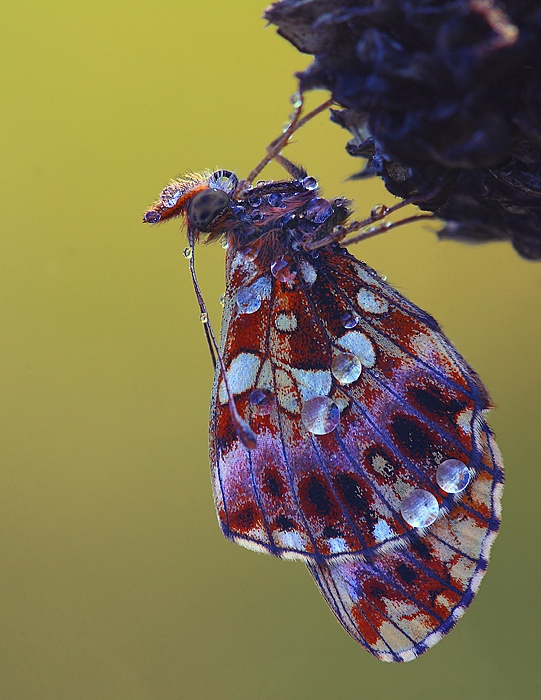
left=308, top=427, right=502, bottom=661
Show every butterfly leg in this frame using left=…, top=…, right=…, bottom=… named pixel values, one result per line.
left=303, top=202, right=435, bottom=251
left=273, top=153, right=307, bottom=180
left=236, top=93, right=334, bottom=196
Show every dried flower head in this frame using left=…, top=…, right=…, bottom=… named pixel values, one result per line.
left=265, top=0, right=541, bottom=259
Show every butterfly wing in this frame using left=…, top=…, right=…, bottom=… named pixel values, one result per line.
left=208, top=231, right=503, bottom=659
left=307, top=425, right=502, bottom=661
left=210, top=244, right=502, bottom=555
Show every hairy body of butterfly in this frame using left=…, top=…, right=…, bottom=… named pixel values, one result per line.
left=144, top=169, right=503, bottom=662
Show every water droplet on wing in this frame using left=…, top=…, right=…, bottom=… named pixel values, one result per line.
left=301, top=396, right=340, bottom=435
left=236, top=286, right=262, bottom=314
left=145, top=211, right=161, bottom=223
left=271, top=257, right=297, bottom=283
left=302, top=176, right=319, bottom=191
left=267, top=193, right=284, bottom=207
left=400, top=489, right=439, bottom=528
left=341, top=311, right=358, bottom=329
left=305, top=197, right=333, bottom=223
left=436, top=459, right=471, bottom=493
left=331, top=352, right=362, bottom=385
left=249, top=389, right=276, bottom=415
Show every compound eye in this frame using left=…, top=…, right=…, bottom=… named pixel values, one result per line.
left=187, top=189, right=230, bottom=231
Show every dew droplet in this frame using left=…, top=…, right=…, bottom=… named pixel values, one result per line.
left=301, top=396, right=340, bottom=435
left=221, top=238, right=228, bottom=249
left=144, top=211, right=161, bottom=224
left=331, top=352, right=362, bottom=385
left=183, top=247, right=193, bottom=259
left=200, top=312, right=208, bottom=323
left=400, top=489, right=439, bottom=528
left=282, top=121, right=291, bottom=133
left=301, top=176, right=319, bottom=191
left=290, top=92, right=302, bottom=108
left=305, top=197, right=333, bottom=223
left=341, top=311, right=358, bottom=329
left=236, top=286, right=261, bottom=314
left=208, top=170, right=238, bottom=194
left=282, top=212, right=295, bottom=225
left=249, top=195, right=262, bottom=207
left=371, top=203, right=388, bottom=218
left=219, top=293, right=225, bottom=306
left=436, top=459, right=471, bottom=493
left=271, top=256, right=297, bottom=283
left=240, top=245, right=257, bottom=261
left=267, top=193, right=284, bottom=207
left=249, top=389, right=276, bottom=415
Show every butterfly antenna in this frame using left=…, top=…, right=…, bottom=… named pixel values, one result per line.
left=186, top=231, right=257, bottom=450
left=237, top=92, right=334, bottom=195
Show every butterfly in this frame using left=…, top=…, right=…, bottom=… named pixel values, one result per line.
left=143, top=124, right=503, bottom=661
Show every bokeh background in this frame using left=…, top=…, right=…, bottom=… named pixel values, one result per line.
left=1, top=2, right=539, bottom=698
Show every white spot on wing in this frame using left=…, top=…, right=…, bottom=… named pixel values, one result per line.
left=257, top=359, right=273, bottom=391
left=327, top=537, right=347, bottom=553
left=373, top=519, right=395, bottom=542
left=274, top=530, right=307, bottom=550
left=299, top=259, right=317, bottom=285
left=337, top=331, right=376, bottom=367
left=275, top=368, right=300, bottom=413
left=291, top=368, right=332, bottom=402
left=275, top=312, right=298, bottom=332
left=357, top=288, right=388, bottom=314
left=219, top=353, right=260, bottom=404
left=456, top=408, right=473, bottom=434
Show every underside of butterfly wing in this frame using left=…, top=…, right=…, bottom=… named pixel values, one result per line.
left=210, top=241, right=501, bottom=565
left=308, top=426, right=502, bottom=661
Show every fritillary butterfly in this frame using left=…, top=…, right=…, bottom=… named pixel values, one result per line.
left=143, top=107, right=503, bottom=661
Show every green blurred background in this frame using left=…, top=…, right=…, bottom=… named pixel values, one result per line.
left=1, top=2, right=539, bottom=698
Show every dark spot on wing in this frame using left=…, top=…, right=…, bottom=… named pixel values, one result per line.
left=298, top=474, right=338, bottom=518
left=390, top=413, right=434, bottom=460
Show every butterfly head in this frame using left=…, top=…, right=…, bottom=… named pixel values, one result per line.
left=142, top=169, right=239, bottom=240
left=143, top=169, right=351, bottom=256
